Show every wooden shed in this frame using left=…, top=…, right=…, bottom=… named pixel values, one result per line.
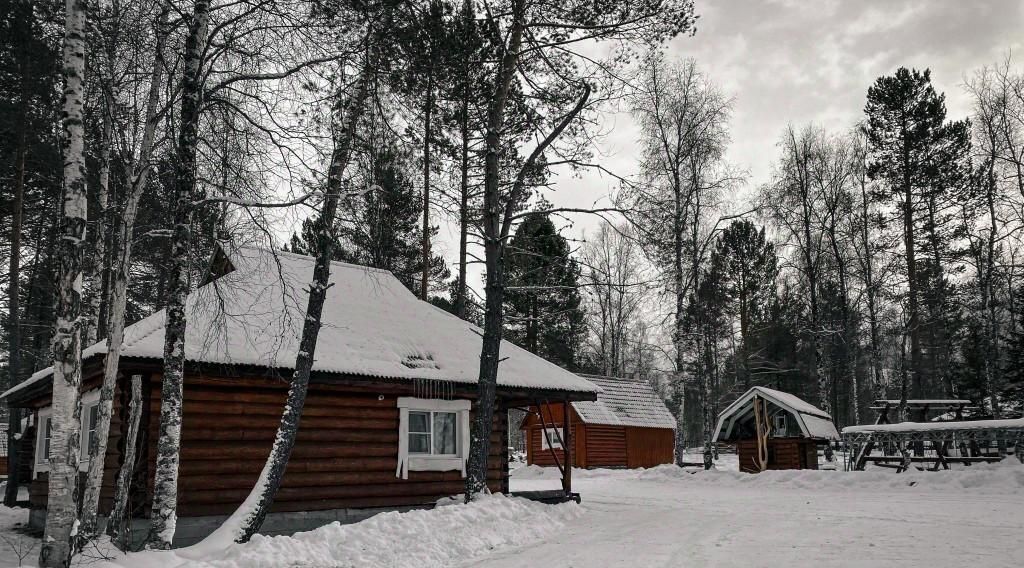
left=0, top=245, right=599, bottom=547
left=521, top=375, right=676, bottom=469
left=713, top=387, right=838, bottom=473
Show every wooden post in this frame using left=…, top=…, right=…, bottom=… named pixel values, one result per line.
left=562, top=398, right=572, bottom=497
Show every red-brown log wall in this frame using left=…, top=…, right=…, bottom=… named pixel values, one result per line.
left=32, top=373, right=508, bottom=518
left=147, top=375, right=507, bottom=517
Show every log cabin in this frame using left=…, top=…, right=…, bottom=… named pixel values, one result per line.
left=521, top=375, right=676, bottom=469
left=713, top=387, right=839, bottom=473
left=0, top=245, right=599, bottom=547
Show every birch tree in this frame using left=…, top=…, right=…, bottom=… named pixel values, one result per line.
left=626, top=55, right=735, bottom=467
left=466, top=0, right=696, bottom=497
left=210, top=3, right=393, bottom=544
left=146, top=0, right=211, bottom=549
left=78, top=0, right=170, bottom=542
left=38, top=0, right=89, bottom=564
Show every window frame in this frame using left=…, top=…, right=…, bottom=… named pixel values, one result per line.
left=34, top=389, right=101, bottom=476
left=407, top=409, right=459, bottom=457
left=540, top=426, right=563, bottom=450
left=35, top=408, right=53, bottom=471
left=395, top=397, right=471, bottom=479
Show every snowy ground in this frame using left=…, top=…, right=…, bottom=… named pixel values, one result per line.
left=492, top=458, right=1024, bottom=568
left=2, top=458, right=1023, bottom=567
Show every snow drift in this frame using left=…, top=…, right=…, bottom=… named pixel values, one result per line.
left=95, top=494, right=580, bottom=568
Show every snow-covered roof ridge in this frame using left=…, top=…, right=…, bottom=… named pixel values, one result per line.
left=714, top=387, right=839, bottom=441
left=570, top=374, right=676, bottom=430
left=2, top=245, right=599, bottom=401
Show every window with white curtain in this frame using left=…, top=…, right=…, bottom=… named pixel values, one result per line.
left=395, top=397, right=470, bottom=479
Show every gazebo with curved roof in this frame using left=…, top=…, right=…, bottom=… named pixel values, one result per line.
left=714, top=387, right=838, bottom=473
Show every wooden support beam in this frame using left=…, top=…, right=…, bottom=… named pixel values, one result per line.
left=562, top=398, right=572, bottom=496
left=535, top=399, right=565, bottom=480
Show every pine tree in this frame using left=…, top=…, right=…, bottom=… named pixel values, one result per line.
left=865, top=67, right=972, bottom=402
left=710, top=220, right=778, bottom=389
left=287, top=138, right=450, bottom=296
left=504, top=212, right=585, bottom=369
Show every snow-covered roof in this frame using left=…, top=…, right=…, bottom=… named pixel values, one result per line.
left=2, top=245, right=599, bottom=401
left=570, top=375, right=676, bottom=429
left=713, top=387, right=839, bottom=441
left=871, top=399, right=973, bottom=406
left=842, top=418, right=1024, bottom=435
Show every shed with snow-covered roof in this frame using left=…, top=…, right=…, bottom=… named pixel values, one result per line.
left=521, top=375, right=676, bottom=469
left=1, top=244, right=599, bottom=546
left=713, top=387, right=838, bottom=473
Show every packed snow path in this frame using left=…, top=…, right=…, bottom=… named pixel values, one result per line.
left=480, top=462, right=1024, bottom=568
left=3, top=461, right=1023, bottom=567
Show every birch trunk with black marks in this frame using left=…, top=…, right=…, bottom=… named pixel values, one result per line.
left=466, top=2, right=526, bottom=497
left=105, top=375, right=143, bottom=550
left=147, top=0, right=209, bottom=549
left=224, top=21, right=384, bottom=544
left=80, top=5, right=168, bottom=540
left=84, top=106, right=111, bottom=347
left=39, top=0, right=89, bottom=565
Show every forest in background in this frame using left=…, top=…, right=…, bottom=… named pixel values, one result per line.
left=3, top=0, right=1024, bottom=562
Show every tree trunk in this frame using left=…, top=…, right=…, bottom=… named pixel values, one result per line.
left=902, top=123, right=923, bottom=400
left=4, top=100, right=27, bottom=508
left=80, top=5, right=167, bottom=540
left=220, top=22, right=382, bottom=543
left=85, top=104, right=112, bottom=347
left=39, top=0, right=89, bottom=564
left=147, top=0, right=210, bottom=549
left=421, top=69, right=433, bottom=301
left=858, top=179, right=884, bottom=404
left=456, top=68, right=470, bottom=319
left=983, top=160, right=1002, bottom=419
left=466, top=1, right=524, bottom=498
left=105, top=375, right=143, bottom=550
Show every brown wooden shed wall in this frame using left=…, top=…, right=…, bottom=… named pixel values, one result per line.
left=523, top=404, right=673, bottom=469
left=625, top=427, right=674, bottom=468
left=737, top=438, right=818, bottom=474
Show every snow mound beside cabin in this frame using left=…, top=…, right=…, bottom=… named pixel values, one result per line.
left=97, top=494, right=580, bottom=568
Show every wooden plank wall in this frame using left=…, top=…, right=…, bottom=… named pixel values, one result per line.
left=29, top=378, right=124, bottom=513
left=624, top=427, right=674, bottom=468
left=583, top=425, right=627, bottom=468
left=525, top=424, right=584, bottom=468
left=146, top=376, right=507, bottom=517
left=737, top=438, right=816, bottom=473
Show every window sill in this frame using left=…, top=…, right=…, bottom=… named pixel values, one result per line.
left=408, top=456, right=463, bottom=472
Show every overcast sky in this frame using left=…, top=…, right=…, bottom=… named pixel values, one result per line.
left=432, top=0, right=1024, bottom=292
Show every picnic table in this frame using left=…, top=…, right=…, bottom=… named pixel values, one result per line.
left=842, top=418, right=1024, bottom=472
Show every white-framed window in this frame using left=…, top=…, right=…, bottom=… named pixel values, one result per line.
left=395, top=397, right=470, bottom=479
left=34, top=389, right=100, bottom=476
left=35, top=408, right=53, bottom=469
left=408, top=410, right=458, bottom=456
left=540, top=427, right=563, bottom=450
left=772, top=413, right=787, bottom=437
